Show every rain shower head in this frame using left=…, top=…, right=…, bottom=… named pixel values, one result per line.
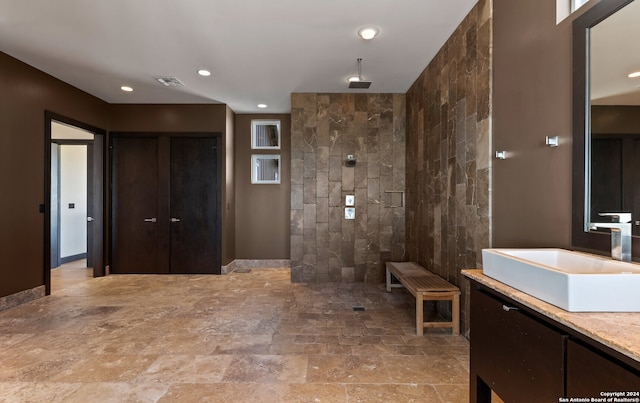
left=348, top=80, right=372, bottom=89
left=348, top=58, right=372, bottom=89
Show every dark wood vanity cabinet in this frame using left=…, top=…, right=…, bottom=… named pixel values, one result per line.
left=470, top=284, right=565, bottom=403
left=566, top=339, right=640, bottom=396
left=470, top=281, right=640, bottom=403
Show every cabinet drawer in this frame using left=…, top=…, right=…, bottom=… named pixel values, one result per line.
left=567, top=338, right=640, bottom=395
left=471, top=286, right=566, bottom=403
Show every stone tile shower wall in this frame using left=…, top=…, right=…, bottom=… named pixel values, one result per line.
left=405, top=0, right=492, bottom=336
left=291, top=93, right=406, bottom=283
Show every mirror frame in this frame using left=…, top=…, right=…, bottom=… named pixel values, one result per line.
left=572, top=0, right=638, bottom=257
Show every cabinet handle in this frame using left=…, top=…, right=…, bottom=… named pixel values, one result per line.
left=170, top=218, right=181, bottom=223
left=502, top=305, right=518, bottom=312
left=143, top=218, right=157, bottom=223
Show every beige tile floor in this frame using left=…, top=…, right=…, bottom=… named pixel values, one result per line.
left=50, top=260, right=94, bottom=292
left=1, top=266, right=470, bottom=402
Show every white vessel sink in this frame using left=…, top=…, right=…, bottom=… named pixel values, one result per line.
left=482, top=248, right=640, bottom=312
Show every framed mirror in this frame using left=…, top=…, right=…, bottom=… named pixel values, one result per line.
left=251, top=154, right=281, bottom=184
left=251, top=120, right=281, bottom=149
left=572, top=0, right=640, bottom=256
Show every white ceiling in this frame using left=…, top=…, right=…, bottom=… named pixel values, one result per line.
left=0, top=0, right=478, bottom=114
left=51, top=121, right=94, bottom=140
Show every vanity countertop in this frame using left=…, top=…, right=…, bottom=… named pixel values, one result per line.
left=462, top=269, right=640, bottom=363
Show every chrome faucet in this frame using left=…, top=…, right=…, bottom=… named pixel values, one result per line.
left=589, top=212, right=632, bottom=262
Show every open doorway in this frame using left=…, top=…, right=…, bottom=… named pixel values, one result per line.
left=45, top=112, right=106, bottom=294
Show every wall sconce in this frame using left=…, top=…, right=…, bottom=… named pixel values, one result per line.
left=495, top=151, right=507, bottom=160
left=545, top=135, right=559, bottom=147
left=346, top=154, right=356, bottom=167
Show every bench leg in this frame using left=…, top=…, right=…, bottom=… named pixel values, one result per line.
left=386, top=268, right=391, bottom=292
left=416, top=292, right=424, bottom=336
left=452, top=294, right=460, bottom=335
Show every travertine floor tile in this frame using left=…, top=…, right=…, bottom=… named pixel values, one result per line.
left=306, top=355, right=391, bottom=383
left=65, top=382, right=169, bottom=403
left=222, top=354, right=307, bottom=383
left=347, top=383, right=443, bottom=403
left=0, top=334, right=34, bottom=350
left=158, top=383, right=261, bottom=403
left=140, top=333, right=218, bottom=355
left=212, top=334, right=273, bottom=355
left=435, top=384, right=470, bottom=403
left=49, top=354, right=157, bottom=383
left=0, top=267, right=470, bottom=402
left=136, top=354, right=234, bottom=384
left=383, top=355, right=469, bottom=384
left=257, top=383, right=348, bottom=403
left=0, top=382, right=81, bottom=403
left=0, top=351, right=80, bottom=382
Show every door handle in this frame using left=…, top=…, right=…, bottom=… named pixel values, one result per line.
left=87, top=216, right=94, bottom=222
left=502, top=305, right=518, bottom=312
left=144, top=218, right=157, bottom=223
left=170, top=218, right=181, bottom=223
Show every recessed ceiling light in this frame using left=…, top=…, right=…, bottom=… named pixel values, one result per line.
left=198, top=69, right=211, bottom=77
left=357, top=27, right=379, bottom=40
left=628, top=71, right=640, bottom=78
left=257, top=104, right=268, bottom=109
left=120, top=86, right=133, bottom=92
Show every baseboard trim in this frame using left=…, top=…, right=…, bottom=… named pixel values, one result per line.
left=60, top=253, right=87, bottom=265
left=222, top=259, right=291, bottom=274
left=221, top=261, right=236, bottom=274
left=0, top=285, right=46, bottom=312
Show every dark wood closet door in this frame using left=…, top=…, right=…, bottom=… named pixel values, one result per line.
left=111, top=137, right=166, bottom=274
left=590, top=138, right=622, bottom=219
left=89, top=134, right=105, bottom=277
left=87, top=143, right=94, bottom=269
left=169, top=137, right=220, bottom=274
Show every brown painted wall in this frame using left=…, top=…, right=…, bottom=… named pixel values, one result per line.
left=225, top=106, right=236, bottom=266
left=0, top=51, right=110, bottom=298
left=0, top=50, right=236, bottom=300
left=235, top=114, right=291, bottom=259
left=290, top=93, right=406, bottom=283
left=109, top=104, right=227, bottom=133
left=109, top=103, right=235, bottom=265
left=405, top=0, right=492, bottom=337
left=491, top=0, right=601, bottom=249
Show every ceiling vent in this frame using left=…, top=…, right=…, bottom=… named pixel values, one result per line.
left=154, top=76, right=185, bottom=87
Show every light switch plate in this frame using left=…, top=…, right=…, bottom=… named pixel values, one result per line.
left=345, top=195, right=355, bottom=206
left=345, top=207, right=355, bottom=220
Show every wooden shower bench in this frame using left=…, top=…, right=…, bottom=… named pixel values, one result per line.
left=385, top=262, right=460, bottom=335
